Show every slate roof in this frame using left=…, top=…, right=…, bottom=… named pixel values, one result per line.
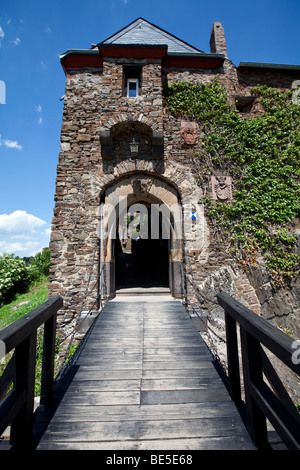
left=100, top=18, right=203, bottom=54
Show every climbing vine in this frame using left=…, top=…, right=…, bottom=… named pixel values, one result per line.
left=164, top=81, right=300, bottom=288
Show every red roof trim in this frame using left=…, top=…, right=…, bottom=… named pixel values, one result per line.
left=163, top=54, right=225, bottom=69
left=98, top=44, right=168, bottom=59
left=61, top=53, right=103, bottom=74
left=60, top=47, right=225, bottom=75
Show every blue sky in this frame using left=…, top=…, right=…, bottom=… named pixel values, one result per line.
left=0, top=0, right=299, bottom=257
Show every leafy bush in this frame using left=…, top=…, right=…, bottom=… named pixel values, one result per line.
left=0, top=248, right=51, bottom=307
left=28, top=248, right=51, bottom=284
left=0, top=254, right=30, bottom=306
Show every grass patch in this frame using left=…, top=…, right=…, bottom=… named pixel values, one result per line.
left=0, top=276, right=62, bottom=396
left=0, top=276, right=49, bottom=329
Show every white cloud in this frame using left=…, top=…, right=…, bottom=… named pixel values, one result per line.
left=35, top=105, right=43, bottom=125
left=0, top=212, right=50, bottom=257
left=3, top=139, right=22, bottom=150
left=0, top=240, right=40, bottom=256
left=0, top=26, right=4, bottom=47
left=12, top=37, right=21, bottom=46
left=0, top=135, right=22, bottom=150
left=10, top=234, right=33, bottom=240
left=0, top=210, right=46, bottom=236
left=44, top=227, right=51, bottom=237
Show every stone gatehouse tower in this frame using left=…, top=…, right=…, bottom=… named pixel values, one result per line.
left=49, top=18, right=300, bottom=334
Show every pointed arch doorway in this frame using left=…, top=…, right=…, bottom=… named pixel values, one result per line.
left=100, top=173, right=183, bottom=299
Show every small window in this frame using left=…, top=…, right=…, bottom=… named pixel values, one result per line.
left=123, top=66, right=142, bottom=98
left=127, top=78, right=139, bottom=98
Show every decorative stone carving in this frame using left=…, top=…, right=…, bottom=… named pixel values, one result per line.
left=212, top=175, right=232, bottom=201
left=181, top=121, right=198, bottom=146
left=131, top=177, right=153, bottom=198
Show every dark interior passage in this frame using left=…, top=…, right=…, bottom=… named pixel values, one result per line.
left=116, top=238, right=169, bottom=289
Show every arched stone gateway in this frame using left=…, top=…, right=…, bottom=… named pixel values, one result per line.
left=49, top=160, right=210, bottom=328
left=99, top=173, right=184, bottom=298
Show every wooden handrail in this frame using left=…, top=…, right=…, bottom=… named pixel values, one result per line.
left=0, top=296, right=63, bottom=449
left=217, top=292, right=300, bottom=450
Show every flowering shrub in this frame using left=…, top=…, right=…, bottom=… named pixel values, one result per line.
left=0, top=254, right=30, bottom=306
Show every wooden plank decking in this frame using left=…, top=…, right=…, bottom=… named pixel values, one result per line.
left=35, top=294, right=256, bottom=450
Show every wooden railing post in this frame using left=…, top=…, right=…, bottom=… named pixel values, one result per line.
left=217, top=291, right=300, bottom=450
left=10, top=332, right=37, bottom=448
left=40, top=311, right=57, bottom=406
left=224, top=311, right=241, bottom=402
left=240, top=327, right=270, bottom=450
left=0, top=296, right=63, bottom=448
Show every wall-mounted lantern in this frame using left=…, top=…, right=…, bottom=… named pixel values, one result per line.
left=130, top=138, right=138, bottom=154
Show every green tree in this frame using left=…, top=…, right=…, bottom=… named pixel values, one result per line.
left=27, top=248, right=51, bottom=283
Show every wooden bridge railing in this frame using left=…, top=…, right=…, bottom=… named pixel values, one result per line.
left=0, top=296, right=63, bottom=449
left=217, top=292, right=300, bottom=450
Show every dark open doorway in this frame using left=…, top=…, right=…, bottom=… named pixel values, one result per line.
left=116, top=238, right=169, bottom=289
left=115, top=204, right=169, bottom=289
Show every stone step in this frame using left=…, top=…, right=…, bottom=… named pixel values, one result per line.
left=115, top=287, right=171, bottom=296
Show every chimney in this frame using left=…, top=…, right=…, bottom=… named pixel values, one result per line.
left=210, top=22, right=227, bottom=58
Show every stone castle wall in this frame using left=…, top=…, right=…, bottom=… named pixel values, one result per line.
left=49, top=55, right=299, bottom=341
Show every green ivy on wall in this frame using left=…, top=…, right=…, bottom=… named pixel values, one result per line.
left=164, top=81, right=300, bottom=288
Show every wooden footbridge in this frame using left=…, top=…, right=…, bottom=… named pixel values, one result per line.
left=0, top=290, right=300, bottom=450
